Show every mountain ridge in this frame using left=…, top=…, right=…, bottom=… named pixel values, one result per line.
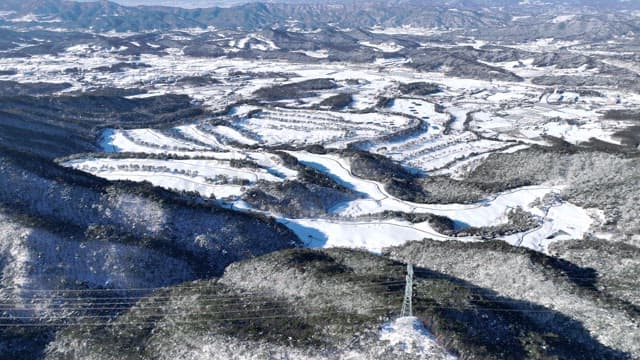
left=2, top=0, right=638, bottom=32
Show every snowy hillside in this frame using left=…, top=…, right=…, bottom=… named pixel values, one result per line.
left=0, top=0, right=639, bottom=358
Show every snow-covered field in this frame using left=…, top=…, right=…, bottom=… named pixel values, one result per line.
left=283, top=218, right=450, bottom=253
left=77, top=119, right=599, bottom=254
left=283, top=151, right=594, bottom=252
left=64, top=157, right=286, bottom=199
left=233, top=107, right=412, bottom=147
left=26, top=33, right=631, bottom=256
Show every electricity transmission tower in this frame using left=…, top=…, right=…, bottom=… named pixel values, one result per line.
left=401, top=264, right=414, bottom=317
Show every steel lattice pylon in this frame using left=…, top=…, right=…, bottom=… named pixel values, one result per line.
left=401, top=263, right=413, bottom=317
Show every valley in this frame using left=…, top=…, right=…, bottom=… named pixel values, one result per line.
left=0, top=0, right=639, bottom=359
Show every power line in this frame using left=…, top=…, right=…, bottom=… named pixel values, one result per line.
left=1, top=273, right=410, bottom=294
left=0, top=293, right=593, bottom=314
left=0, top=275, right=633, bottom=328
left=0, top=307, right=398, bottom=328
left=0, top=283, right=407, bottom=310
left=2, top=280, right=632, bottom=312
left=0, top=301, right=618, bottom=329
left=0, top=276, right=631, bottom=327
left=0, top=304, right=362, bottom=321
left=3, top=288, right=635, bottom=315
left=412, top=269, right=639, bottom=284
left=0, top=279, right=406, bottom=300
left=0, top=288, right=578, bottom=316
left=3, top=266, right=626, bottom=297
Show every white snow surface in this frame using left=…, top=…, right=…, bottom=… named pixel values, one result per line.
left=65, top=157, right=283, bottom=199
left=37, top=38, right=622, bottom=255
left=282, top=151, right=594, bottom=252
left=551, top=14, right=577, bottom=23
left=283, top=218, right=450, bottom=253
left=231, top=107, right=412, bottom=147
left=360, top=41, right=405, bottom=52
left=380, top=317, right=458, bottom=359
left=91, top=130, right=597, bottom=254
left=83, top=124, right=599, bottom=254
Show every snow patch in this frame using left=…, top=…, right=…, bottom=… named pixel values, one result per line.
left=360, top=41, right=404, bottom=53
left=380, top=317, right=458, bottom=359
left=292, top=49, right=329, bottom=59
left=551, top=14, right=577, bottom=23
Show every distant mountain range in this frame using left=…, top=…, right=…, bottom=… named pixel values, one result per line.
left=0, top=0, right=639, bottom=32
